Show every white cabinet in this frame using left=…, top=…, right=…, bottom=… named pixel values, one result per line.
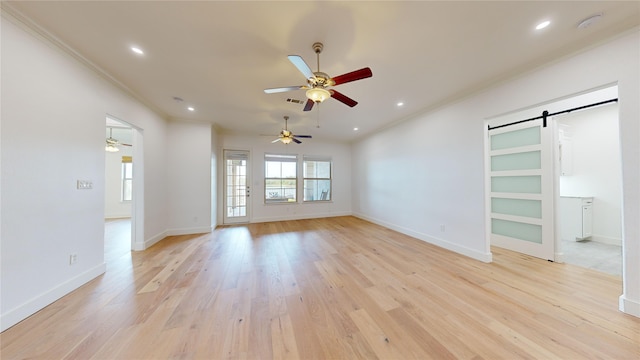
left=559, top=139, right=573, bottom=176
left=559, top=197, right=593, bottom=241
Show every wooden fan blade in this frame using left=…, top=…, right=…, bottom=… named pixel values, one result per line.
left=331, top=67, right=372, bottom=86
left=288, top=55, right=315, bottom=80
left=303, top=99, right=315, bottom=111
left=120, top=143, right=132, bottom=147
left=330, top=90, right=358, bottom=107
left=264, top=86, right=304, bottom=94
left=292, top=138, right=302, bottom=144
left=294, top=135, right=312, bottom=138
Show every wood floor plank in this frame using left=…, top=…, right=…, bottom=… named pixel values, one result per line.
left=348, top=308, right=409, bottom=359
left=293, top=260, right=371, bottom=359
left=2, top=216, right=638, bottom=359
left=138, top=236, right=206, bottom=293
left=270, top=314, right=300, bottom=360
left=284, top=293, right=328, bottom=360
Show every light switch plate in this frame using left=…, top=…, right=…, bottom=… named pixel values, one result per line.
left=77, top=180, right=93, bottom=189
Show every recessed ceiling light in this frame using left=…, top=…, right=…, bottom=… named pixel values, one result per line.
left=187, top=107, right=195, bottom=112
left=535, top=20, right=551, bottom=30
left=397, top=102, right=404, bottom=107
left=353, top=127, right=359, bottom=131
left=131, top=46, right=144, bottom=55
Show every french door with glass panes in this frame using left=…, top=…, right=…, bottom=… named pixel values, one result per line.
left=224, top=150, right=250, bottom=224
left=486, top=119, right=554, bottom=260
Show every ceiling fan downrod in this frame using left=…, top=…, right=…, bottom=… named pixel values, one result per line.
left=313, top=42, right=323, bottom=72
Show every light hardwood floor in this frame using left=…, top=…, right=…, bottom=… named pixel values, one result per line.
left=104, top=218, right=132, bottom=264
left=1, top=216, right=638, bottom=359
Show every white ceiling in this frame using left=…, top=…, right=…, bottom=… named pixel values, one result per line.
left=5, top=1, right=639, bottom=142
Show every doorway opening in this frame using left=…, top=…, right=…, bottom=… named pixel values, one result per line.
left=223, top=150, right=250, bottom=224
left=485, top=85, right=624, bottom=272
left=105, top=116, right=145, bottom=255
left=554, top=102, right=622, bottom=276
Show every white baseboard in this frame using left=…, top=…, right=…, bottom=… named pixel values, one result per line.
left=137, top=227, right=213, bottom=251
left=166, top=226, right=213, bottom=236
left=619, top=294, right=640, bottom=318
left=251, top=211, right=352, bottom=224
left=104, top=214, right=132, bottom=220
left=590, top=235, right=622, bottom=246
left=0, top=263, right=106, bottom=332
left=138, top=230, right=167, bottom=251
left=352, top=213, right=492, bottom=263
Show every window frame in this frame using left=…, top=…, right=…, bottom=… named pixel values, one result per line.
left=303, top=156, right=332, bottom=202
left=264, top=153, right=298, bottom=204
left=121, top=156, right=133, bottom=202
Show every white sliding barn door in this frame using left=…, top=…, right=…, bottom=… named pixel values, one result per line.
left=487, top=119, right=554, bottom=260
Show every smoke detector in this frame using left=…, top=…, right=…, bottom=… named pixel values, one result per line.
left=577, top=13, right=603, bottom=29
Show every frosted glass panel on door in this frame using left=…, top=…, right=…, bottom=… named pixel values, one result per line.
left=491, top=176, right=541, bottom=193
left=491, top=151, right=541, bottom=171
left=490, top=127, right=540, bottom=150
left=492, top=219, right=542, bottom=243
left=491, top=198, right=542, bottom=218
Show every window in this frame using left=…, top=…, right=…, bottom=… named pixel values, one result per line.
left=303, top=156, right=331, bottom=201
left=121, top=156, right=133, bottom=201
left=265, top=154, right=297, bottom=203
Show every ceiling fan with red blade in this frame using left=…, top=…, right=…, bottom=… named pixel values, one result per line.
left=272, top=116, right=312, bottom=144
left=264, top=42, right=372, bottom=112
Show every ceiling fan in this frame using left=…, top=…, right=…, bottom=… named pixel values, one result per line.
left=105, top=127, right=131, bottom=152
left=272, top=116, right=312, bottom=144
left=264, top=42, right=372, bottom=112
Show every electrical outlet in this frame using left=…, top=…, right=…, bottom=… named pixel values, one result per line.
left=440, top=224, right=445, bottom=232
left=69, top=254, right=78, bottom=265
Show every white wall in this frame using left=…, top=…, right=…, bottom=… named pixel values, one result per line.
left=352, top=104, right=487, bottom=261
left=166, top=121, right=213, bottom=234
left=220, top=134, right=352, bottom=224
left=104, top=140, right=133, bottom=219
left=558, top=104, right=622, bottom=245
left=352, top=30, right=639, bottom=317
left=0, top=14, right=170, bottom=330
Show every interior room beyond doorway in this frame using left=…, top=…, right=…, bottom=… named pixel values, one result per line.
left=556, top=102, right=622, bottom=276
left=105, top=117, right=134, bottom=253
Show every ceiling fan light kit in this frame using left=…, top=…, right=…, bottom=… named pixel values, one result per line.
left=306, top=87, right=331, bottom=103
left=105, top=144, right=119, bottom=152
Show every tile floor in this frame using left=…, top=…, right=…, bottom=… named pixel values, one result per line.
left=561, top=239, right=622, bottom=276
